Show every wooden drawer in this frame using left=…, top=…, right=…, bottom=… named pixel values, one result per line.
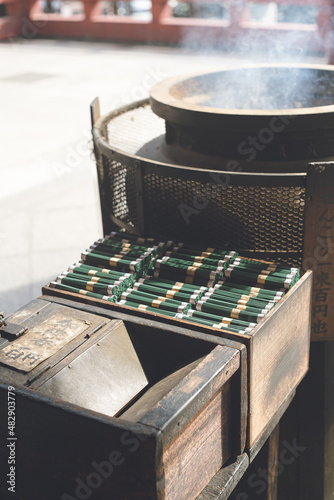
left=0, top=298, right=246, bottom=500
left=43, top=269, right=312, bottom=448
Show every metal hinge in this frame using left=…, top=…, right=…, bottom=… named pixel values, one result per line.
left=0, top=311, right=28, bottom=340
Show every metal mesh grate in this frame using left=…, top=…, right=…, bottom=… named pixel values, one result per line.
left=96, top=151, right=138, bottom=229
left=143, top=173, right=305, bottom=266
left=106, top=102, right=165, bottom=155
left=96, top=101, right=306, bottom=267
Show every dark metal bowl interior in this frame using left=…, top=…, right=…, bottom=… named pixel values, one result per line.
left=150, top=65, right=334, bottom=132
left=169, top=67, right=334, bottom=111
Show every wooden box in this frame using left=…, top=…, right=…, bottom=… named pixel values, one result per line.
left=0, top=297, right=247, bottom=500
left=43, top=269, right=313, bottom=449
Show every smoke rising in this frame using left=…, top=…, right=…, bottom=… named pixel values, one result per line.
left=175, top=1, right=329, bottom=62
left=171, top=66, right=334, bottom=110
left=168, top=1, right=332, bottom=110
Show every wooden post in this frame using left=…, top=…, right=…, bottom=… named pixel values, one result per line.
left=303, top=162, right=334, bottom=341
left=278, top=341, right=334, bottom=500
left=267, top=425, right=280, bottom=500
left=227, top=425, right=281, bottom=500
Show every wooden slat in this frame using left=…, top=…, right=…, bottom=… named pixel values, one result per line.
left=90, top=97, right=100, bottom=127
left=267, top=424, right=280, bottom=500
left=163, top=382, right=233, bottom=500
left=248, top=390, right=295, bottom=463
left=303, top=162, right=334, bottom=341
left=138, top=346, right=240, bottom=445
left=196, top=454, right=249, bottom=500
left=249, top=271, right=312, bottom=447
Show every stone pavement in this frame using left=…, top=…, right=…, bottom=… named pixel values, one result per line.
left=0, top=38, right=325, bottom=315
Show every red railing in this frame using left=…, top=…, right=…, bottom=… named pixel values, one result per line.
left=1, top=0, right=334, bottom=63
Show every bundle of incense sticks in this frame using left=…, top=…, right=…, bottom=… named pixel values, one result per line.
left=69, top=263, right=135, bottom=288
left=56, top=272, right=121, bottom=297
left=48, top=231, right=300, bottom=333
left=119, top=290, right=191, bottom=314
left=148, top=241, right=238, bottom=285
left=224, top=258, right=300, bottom=290
left=208, top=280, right=285, bottom=300
left=50, top=234, right=167, bottom=303
left=49, top=282, right=117, bottom=302
left=80, top=234, right=167, bottom=276
left=131, top=281, right=204, bottom=305
left=152, top=259, right=221, bottom=286
left=108, top=231, right=170, bottom=252
left=174, top=313, right=255, bottom=334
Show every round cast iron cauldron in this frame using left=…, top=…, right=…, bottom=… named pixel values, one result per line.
left=146, top=64, right=334, bottom=172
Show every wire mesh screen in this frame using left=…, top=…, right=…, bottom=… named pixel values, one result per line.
left=106, top=102, right=165, bottom=154
left=96, top=151, right=138, bottom=230
left=143, top=173, right=305, bottom=266
left=96, top=101, right=306, bottom=267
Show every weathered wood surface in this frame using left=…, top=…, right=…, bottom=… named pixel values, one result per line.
left=43, top=270, right=312, bottom=449
left=138, top=346, right=240, bottom=445
left=249, top=271, right=312, bottom=446
left=229, top=425, right=281, bottom=500
left=138, top=345, right=240, bottom=499
left=267, top=425, right=280, bottom=500
left=303, top=162, right=334, bottom=341
left=122, top=357, right=205, bottom=422
left=40, top=294, right=248, bottom=454
left=0, top=298, right=246, bottom=500
left=164, top=383, right=233, bottom=500
left=197, top=454, right=249, bottom=500
left=248, top=390, right=295, bottom=464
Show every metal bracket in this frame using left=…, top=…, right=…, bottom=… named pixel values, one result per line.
left=0, top=312, right=28, bottom=340
left=90, top=97, right=100, bottom=128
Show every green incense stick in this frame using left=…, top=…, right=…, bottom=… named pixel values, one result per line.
left=49, top=281, right=117, bottom=302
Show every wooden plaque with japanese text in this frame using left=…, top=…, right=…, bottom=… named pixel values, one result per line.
left=303, top=162, right=334, bottom=341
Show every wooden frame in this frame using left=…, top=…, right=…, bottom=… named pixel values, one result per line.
left=0, top=297, right=247, bottom=500
left=43, top=268, right=312, bottom=448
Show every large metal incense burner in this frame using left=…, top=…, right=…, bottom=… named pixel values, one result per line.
left=149, top=65, right=334, bottom=172
left=91, top=64, right=334, bottom=267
